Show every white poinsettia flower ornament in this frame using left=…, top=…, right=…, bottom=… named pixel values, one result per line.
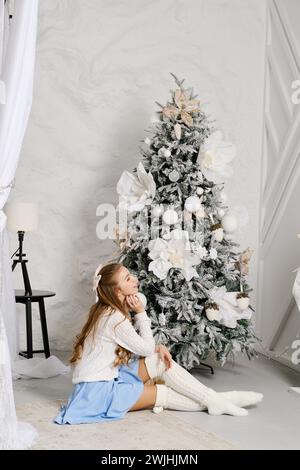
left=148, top=229, right=201, bottom=281
left=117, top=162, right=156, bottom=212
left=197, top=130, right=237, bottom=183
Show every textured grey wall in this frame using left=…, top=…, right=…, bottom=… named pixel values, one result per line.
left=7, top=0, right=266, bottom=351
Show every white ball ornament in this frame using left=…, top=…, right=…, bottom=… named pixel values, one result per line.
left=222, top=214, right=238, bottom=233
left=184, top=196, right=201, bottom=213
left=137, top=292, right=147, bottom=309
left=164, top=149, right=171, bottom=157
left=152, top=204, right=164, bottom=217
left=169, top=170, right=180, bottom=182
left=196, top=187, right=204, bottom=196
left=163, top=209, right=178, bottom=225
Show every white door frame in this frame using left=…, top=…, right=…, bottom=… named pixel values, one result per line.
left=256, top=0, right=300, bottom=371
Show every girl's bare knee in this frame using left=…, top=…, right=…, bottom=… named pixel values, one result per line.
left=128, top=384, right=157, bottom=411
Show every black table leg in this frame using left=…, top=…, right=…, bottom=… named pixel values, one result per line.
left=25, top=300, right=33, bottom=359
left=192, top=362, right=215, bottom=374
left=199, top=362, right=214, bottom=375
left=38, top=298, right=50, bottom=358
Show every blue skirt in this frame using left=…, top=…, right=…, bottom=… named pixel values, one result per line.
left=54, top=358, right=144, bottom=425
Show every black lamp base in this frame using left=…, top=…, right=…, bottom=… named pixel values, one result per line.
left=11, top=231, right=32, bottom=296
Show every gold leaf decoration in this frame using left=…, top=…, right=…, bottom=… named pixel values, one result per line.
left=162, top=105, right=180, bottom=120
left=174, top=88, right=187, bottom=108
left=181, top=111, right=193, bottom=127
left=184, top=98, right=200, bottom=112
left=162, top=87, right=200, bottom=129
left=236, top=247, right=253, bottom=275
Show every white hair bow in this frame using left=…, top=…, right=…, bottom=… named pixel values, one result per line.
left=93, top=262, right=103, bottom=293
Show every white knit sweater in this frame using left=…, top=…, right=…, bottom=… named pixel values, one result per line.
left=72, top=309, right=156, bottom=383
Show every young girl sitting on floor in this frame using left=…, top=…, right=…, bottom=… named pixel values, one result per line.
left=54, top=262, right=263, bottom=424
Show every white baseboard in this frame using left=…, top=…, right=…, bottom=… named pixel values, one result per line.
left=258, top=349, right=300, bottom=373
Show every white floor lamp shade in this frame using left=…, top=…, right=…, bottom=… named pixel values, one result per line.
left=5, top=202, right=38, bottom=232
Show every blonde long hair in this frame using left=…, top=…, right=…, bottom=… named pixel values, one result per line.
left=69, top=262, right=134, bottom=367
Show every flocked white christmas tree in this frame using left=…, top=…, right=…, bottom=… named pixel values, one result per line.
left=113, top=73, right=258, bottom=369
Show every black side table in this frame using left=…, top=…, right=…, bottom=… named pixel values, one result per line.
left=15, top=289, right=55, bottom=359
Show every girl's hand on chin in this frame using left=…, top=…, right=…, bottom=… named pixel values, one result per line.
left=126, top=294, right=144, bottom=314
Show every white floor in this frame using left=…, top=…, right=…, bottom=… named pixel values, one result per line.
left=13, top=351, right=300, bottom=450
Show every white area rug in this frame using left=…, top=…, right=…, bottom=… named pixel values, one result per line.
left=16, top=400, right=237, bottom=450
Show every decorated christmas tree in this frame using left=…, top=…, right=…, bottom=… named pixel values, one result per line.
left=113, top=73, right=257, bottom=369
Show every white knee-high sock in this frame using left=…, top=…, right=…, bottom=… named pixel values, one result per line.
left=219, top=391, right=263, bottom=407
left=153, top=384, right=206, bottom=413
left=153, top=384, right=263, bottom=413
left=145, top=352, right=248, bottom=417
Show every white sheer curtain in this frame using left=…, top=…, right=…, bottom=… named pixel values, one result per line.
left=0, top=0, right=39, bottom=450
left=0, top=0, right=8, bottom=104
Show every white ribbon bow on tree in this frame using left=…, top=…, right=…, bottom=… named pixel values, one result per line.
left=93, top=262, right=103, bottom=299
